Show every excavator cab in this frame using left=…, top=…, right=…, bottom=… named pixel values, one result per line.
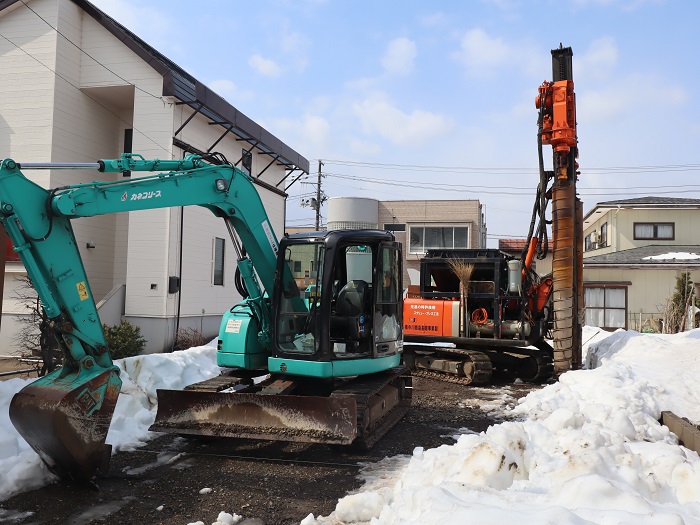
left=271, top=229, right=403, bottom=375
left=152, top=230, right=409, bottom=449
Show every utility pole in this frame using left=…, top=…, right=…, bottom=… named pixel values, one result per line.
left=315, top=159, right=324, bottom=230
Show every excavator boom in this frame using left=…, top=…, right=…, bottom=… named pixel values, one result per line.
left=0, top=155, right=284, bottom=479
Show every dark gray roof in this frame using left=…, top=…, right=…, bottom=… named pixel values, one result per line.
left=0, top=0, right=309, bottom=179
left=595, top=196, right=700, bottom=207
left=585, top=245, right=700, bottom=267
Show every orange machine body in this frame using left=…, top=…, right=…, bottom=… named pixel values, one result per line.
left=403, top=298, right=460, bottom=337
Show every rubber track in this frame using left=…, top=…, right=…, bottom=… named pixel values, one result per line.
left=331, top=366, right=412, bottom=449
left=405, top=347, right=493, bottom=386
left=520, top=352, right=555, bottom=383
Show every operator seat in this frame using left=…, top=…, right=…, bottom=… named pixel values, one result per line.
left=332, top=280, right=371, bottom=341
left=336, top=280, right=369, bottom=317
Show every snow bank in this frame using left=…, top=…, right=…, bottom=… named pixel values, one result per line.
left=313, top=328, right=700, bottom=524
left=0, top=342, right=221, bottom=501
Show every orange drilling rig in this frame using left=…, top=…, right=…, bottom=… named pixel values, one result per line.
left=402, top=45, right=583, bottom=384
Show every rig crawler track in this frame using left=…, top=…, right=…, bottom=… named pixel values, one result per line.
left=403, top=344, right=554, bottom=385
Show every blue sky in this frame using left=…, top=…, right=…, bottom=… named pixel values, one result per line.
left=91, top=0, right=700, bottom=247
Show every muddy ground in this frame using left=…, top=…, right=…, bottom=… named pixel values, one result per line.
left=0, top=375, right=541, bottom=525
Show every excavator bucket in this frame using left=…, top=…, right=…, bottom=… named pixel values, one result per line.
left=150, top=390, right=359, bottom=445
left=9, top=365, right=122, bottom=481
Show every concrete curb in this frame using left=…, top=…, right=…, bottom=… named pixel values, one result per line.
left=662, top=411, right=700, bottom=454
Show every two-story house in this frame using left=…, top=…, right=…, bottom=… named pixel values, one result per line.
left=0, top=0, right=308, bottom=353
left=583, top=197, right=700, bottom=332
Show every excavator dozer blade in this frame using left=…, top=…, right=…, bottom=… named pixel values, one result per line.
left=150, top=390, right=359, bottom=445
left=9, top=366, right=122, bottom=481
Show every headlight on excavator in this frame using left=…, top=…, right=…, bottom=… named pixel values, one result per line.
left=215, top=178, right=228, bottom=192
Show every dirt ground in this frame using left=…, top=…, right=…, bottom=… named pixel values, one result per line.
left=0, top=375, right=542, bottom=525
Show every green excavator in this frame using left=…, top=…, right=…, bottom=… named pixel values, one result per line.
left=1, top=153, right=410, bottom=481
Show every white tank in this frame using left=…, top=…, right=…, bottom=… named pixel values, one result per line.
left=327, top=197, right=379, bottom=230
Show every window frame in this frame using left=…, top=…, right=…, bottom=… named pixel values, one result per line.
left=584, top=284, right=628, bottom=330
left=633, top=222, right=675, bottom=241
left=408, top=224, right=470, bottom=254
left=599, top=222, right=608, bottom=247
left=213, top=237, right=225, bottom=286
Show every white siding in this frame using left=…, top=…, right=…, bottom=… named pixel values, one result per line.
left=0, top=0, right=57, bottom=177
left=0, top=0, right=294, bottom=352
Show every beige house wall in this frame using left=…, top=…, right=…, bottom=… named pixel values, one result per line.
left=585, top=207, right=700, bottom=258
left=584, top=267, right=700, bottom=326
left=378, top=200, right=484, bottom=287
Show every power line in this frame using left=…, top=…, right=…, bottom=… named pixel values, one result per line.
left=320, top=158, right=700, bottom=174
left=321, top=172, right=700, bottom=196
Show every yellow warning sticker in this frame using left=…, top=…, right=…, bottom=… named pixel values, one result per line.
left=76, top=281, right=89, bottom=301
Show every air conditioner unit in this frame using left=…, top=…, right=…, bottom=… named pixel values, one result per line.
left=590, top=230, right=598, bottom=243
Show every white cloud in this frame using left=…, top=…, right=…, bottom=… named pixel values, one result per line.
left=352, top=93, right=453, bottom=146
left=90, top=0, right=173, bottom=49
left=572, top=0, right=664, bottom=11
left=454, top=28, right=510, bottom=70
left=207, top=79, right=254, bottom=104
left=280, top=31, right=311, bottom=72
left=452, top=28, right=542, bottom=78
left=269, top=114, right=332, bottom=155
left=249, top=54, right=283, bottom=77
left=348, top=138, right=382, bottom=157
left=381, top=37, right=417, bottom=76
left=580, top=73, right=687, bottom=123
left=576, top=37, right=619, bottom=82
left=420, top=11, right=448, bottom=27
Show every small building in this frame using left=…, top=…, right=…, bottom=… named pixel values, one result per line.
left=0, top=0, right=308, bottom=353
left=326, top=197, right=486, bottom=289
left=583, top=197, right=700, bottom=331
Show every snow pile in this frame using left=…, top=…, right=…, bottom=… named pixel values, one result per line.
left=108, top=343, right=221, bottom=450
left=0, top=342, right=221, bottom=501
left=643, top=252, right=700, bottom=260
left=312, top=328, right=700, bottom=524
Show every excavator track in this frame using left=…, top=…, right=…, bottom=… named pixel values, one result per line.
left=403, top=345, right=493, bottom=385
left=331, top=365, right=412, bottom=449
left=151, top=366, right=411, bottom=448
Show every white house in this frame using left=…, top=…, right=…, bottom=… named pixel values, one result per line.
left=0, top=0, right=309, bottom=352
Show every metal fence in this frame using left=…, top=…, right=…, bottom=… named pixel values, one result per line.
left=627, top=312, right=663, bottom=333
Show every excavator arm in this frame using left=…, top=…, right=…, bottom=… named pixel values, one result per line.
left=0, top=154, right=289, bottom=480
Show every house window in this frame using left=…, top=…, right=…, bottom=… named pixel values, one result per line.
left=293, top=260, right=301, bottom=273
left=585, top=285, right=627, bottom=330
left=409, top=225, right=469, bottom=253
left=599, top=222, right=608, bottom=247
left=241, top=148, right=252, bottom=175
left=634, top=222, right=674, bottom=240
left=213, top=237, right=225, bottom=286
left=123, top=128, right=133, bottom=177
left=585, top=233, right=593, bottom=251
